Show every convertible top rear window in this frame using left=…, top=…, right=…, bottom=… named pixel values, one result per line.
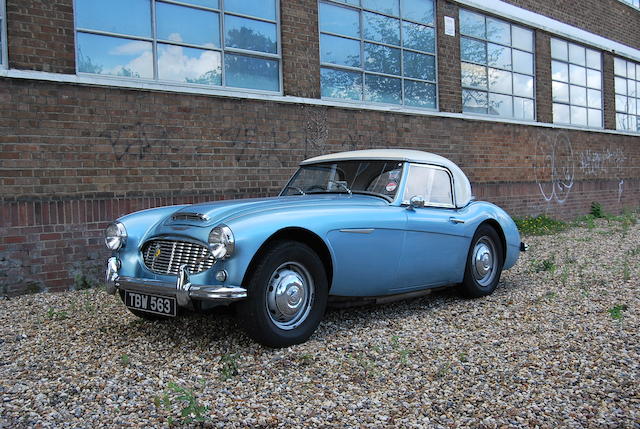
left=282, top=160, right=403, bottom=201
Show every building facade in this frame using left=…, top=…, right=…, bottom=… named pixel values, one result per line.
left=1, top=0, right=639, bottom=295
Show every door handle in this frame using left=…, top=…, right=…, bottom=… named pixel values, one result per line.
left=449, top=217, right=465, bottom=224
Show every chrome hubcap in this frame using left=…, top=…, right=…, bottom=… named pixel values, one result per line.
left=472, top=237, right=496, bottom=287
left=266, top=262, right=314, bottom=330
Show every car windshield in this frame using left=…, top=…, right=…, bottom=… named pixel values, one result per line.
left=281, top=160, right=404, bottom=201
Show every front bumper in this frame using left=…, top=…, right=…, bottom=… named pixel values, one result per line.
left=105, top=257, right=247, bottom=307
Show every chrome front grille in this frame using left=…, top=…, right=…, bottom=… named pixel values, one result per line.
left=142, top=239, right=215, bottom=275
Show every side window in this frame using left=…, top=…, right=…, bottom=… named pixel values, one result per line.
left=403, top=164, right=453, bottom=207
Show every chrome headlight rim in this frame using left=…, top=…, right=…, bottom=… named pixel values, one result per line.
left=208, top=224, right=235, bottom=259
left=105, top=221, right=127, bottom=251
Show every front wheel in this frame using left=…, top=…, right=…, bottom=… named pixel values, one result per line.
left=238, top=241, right=328, bottom=348
left=461, top=224, right=504, bottom=298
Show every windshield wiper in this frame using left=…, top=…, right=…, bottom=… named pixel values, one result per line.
left=328, top=180, right=352, bottom=195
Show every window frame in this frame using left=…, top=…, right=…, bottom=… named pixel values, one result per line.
left=72, top=0, right=283, bottom=94
left=318, top=0, right=439, bottom=110
left=614, top=56, right=640, bottom=133
left=550, top=37, right=603, bottom=129
left=459, top=8, right=537, bottom=121
left=618, top=0, right=640, bottom=11
left=401, top=163, right=456, bottom=209
left=0, top=0, right=6, bottom=69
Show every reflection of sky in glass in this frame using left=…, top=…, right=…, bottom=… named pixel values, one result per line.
left=461, top=63, right=487, bottom=89
left=587, top=89, right=601, bottom=109
left=489, top=93, right=512, bottom=117
left=571, top=106, right=587, bottom=126
left=364, top=12, right=400, bottom=45
left=463, top=89, right=488, bottom=113
left=588, top=109, right=602, bottom=128
left=401, top=0, right=434, bottom=25
left=552, top=61, right=568, bottom=82
left=586, top=50, right=601, bottom=70
left=461, top=38, right=486, bottom=64
left=403, top=52, right=435, bottom=81
left=225, top=15, right=277, bottom=54
left=157, top=44, right=221, bottom=85
left=569, top=44, right=585, bottom=66
left=76, top=0, right=151, bottom=37
left=320, top=34, right=361, bottom=67
left=514, top=97, right=534, bottom=120
left=404, top=81, right=435, bottom=108
left=364, top=43, right=400, bottom=75
left=157, top=3, right=219, bottom=48
left=365, top=74, right=401, bottom=104
left=488, top=68, right=512, bottom=94
left=553, top=103, right=570, bottom=124
left=586, top=69, right=601, bottom=89
left=403, top=22, right=435, bottom=53
left=225, top=0, right=276, bottom=20
left=570, top=85, right=587, bottom=106
left=225, top=53, right=279, bottom=91
left=460, top=10, right=485, bottom=38
left=514, top=73, right=533, bottom=98
left=569, top=64, right=586, bottom=86
left=77, top=33, right=153, bottom=78
left=487, top=18, right=510, bottom=45
left=512, top=27, right=533, bottom=52
left=552, top=82, right=569, bottom=103
left=488, top=43, right=511, bottom=70
left=179, top=0, right=219, bottom=9
left=319, top=3, right=360, bottom=38
left=512, top=50, right=532, bottom=74
left=321, top=68, right=362, bottom=100
left=550, top=39, right=567, bottom=61
left=363, top=0, right=399, bottom=16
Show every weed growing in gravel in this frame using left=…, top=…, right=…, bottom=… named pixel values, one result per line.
left=435, top=362, right=451, bottom=378
left=45, top=308, right=69, bottom=321
left=514, top=215, right=568, bottom=236
left=297, top=353, right=314, bottom=366
left=120, top=353, right=130, bottom=366
left=154, top=381, right=210, bottom=425
left=219, top=354, right=239, bottom=380
left=590, top=202, right=605, bottom=218
left=531, top=258, right=557, bottom=273
left=623, top=260, right=631, bottom=282
left=390, top=335, right=413, bottom=365
left=628, top=246, right=640, bottom=257
left=609, top=304, right=628, bottom=320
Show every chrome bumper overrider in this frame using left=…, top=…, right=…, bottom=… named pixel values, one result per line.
left=105, top=257, right=247, bottom=306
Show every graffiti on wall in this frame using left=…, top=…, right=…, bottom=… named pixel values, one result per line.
left=534, top=132, right=575, bottom=204
left=579, top=148, right=626, bottom=201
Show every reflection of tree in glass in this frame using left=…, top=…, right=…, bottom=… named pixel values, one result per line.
left=186, top=70, right=221, bottom=85
left=226, top=27, right=276, bottom=53
left=224, top=28, right=277, bottom=87
left=117, top=67, right=141, bottom=78
left=78, top=48, right=141, bottom=78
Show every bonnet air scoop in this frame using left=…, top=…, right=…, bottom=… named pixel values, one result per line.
left=171, top=212, right=210, bottom=222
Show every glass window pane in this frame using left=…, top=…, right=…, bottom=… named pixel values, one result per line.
left=512, top=50, right=533, bottom=74
left=157, top=3, right=219, bottom=48
left=587, top=88, right=601, bottom=109
left=363, top=0, right=399, bottom=16
left=550, top=39, right=567, bottom=61
left=462, top=89, right=488, bottom=113
left=512, top=26, right=533, bottom=52
left=551, top=60, right=568, bottom=82
left=487, top=43, right=511, bottom=70
left=629, top=80, right=637, bottom=97
left=569, top=64, right=586, bottom=86
left=333, top=0, right=360, bottom=5
left=157, top=44, right=221, bottom=85
left=179, top=0, right=219, bottom=8
left=364, top=12, right=400, bottom=45
left=628, top=98, right=637, bottom=114
left=404, top=80, right=436, bottom=108
left=489, top=93, right=513, bottom=117
left=364, top=43, right=401, bottom=75
left=461, top=37, right=486, bottom=64
left=77, top=33, right=153, bottom=78
left=568, top=43, right=585, bottom=66
left=514, top=73, right=533, bottom=98
left=588, top=109, right=602, bottom=128
left=401, top=0, right=434, bottom=25
left=319, top=3, right=360, bottom=38
left=224, top=53, right=279, bottom=91
left=571, top=105, right=587, bottom=126
left=461, top=63, right=487, bottom=89
left=514, top=97, right=534, bottom=120
left=225, top=0, right=275, bottom=20
left=586, top=69, right=601, bottom=89
left=552, top=81, right=569, bottom=103
left=364, top=74, right=401, bottom=104
left=570, top=84, right=587, bottom=107
left=615, top=76, right=627, bottom=94
left=616, top=113, right=628, bottom=130
left=402, top=22, right=435, bottom=53
left=486, top=18, right=510, bottom=45
left=459, top=9, right=485, bottom=38
left=616, top=94, right=628, bottom=112
left=586, top=49, right=601, bottom=70
left=614, top=57, right=627, bottom=76
left=320, top=34, right=361, bottom=67
left=225, top=15, right=277, bottom=54
left=553, top=103, right=570, bottom=124
left=321, top=67, right=362, bottom=100
left=76, top=0, right=151, bottom=37
left=403, top=52, right=435, bottom=81
left=628, top=62, right=636, bottom=79
left=488, top=68, right=512, bottom=94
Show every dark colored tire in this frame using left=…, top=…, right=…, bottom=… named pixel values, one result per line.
left=238, top=241, right=328, bottom=348
left=461, top=224, right=504, bottom=298
left=118, top=290, right=174, bottom=321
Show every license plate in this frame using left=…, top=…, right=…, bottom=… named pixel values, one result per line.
left=124, top=291, right=177, bottom=317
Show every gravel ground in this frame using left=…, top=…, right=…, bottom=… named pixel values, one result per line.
left=1, top=218, right=639, bottom=428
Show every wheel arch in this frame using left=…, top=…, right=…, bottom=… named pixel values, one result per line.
left=478, top=219, right=506, bottom=261
left=241, top=227, right=334, bottom=291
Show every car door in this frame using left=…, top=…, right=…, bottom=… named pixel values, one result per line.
left=397, top=163, right=470, bottom=291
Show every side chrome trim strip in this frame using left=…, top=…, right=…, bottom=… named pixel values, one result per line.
left=339, top=228, right=375, bottom=234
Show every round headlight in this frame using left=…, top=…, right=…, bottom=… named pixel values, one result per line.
left=105, top=222, right=127, bottom=250
left=208, top=224, right=235, bottom=259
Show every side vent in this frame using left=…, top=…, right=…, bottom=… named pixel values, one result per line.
left=172, top=213, right=210, bottom=222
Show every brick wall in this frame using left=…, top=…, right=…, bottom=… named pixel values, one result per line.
left=436, top=0, right=462, bottom=113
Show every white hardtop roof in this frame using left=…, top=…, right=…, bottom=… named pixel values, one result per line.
left=301, top=149, right=473, bottom=208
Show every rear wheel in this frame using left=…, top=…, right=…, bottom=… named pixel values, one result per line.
left=461, top=224, right=504, bottom=298
left=238, top=241, right=328, bottom=348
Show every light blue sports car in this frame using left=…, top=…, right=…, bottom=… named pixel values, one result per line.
left=105, top=149, right=524, bottom=347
